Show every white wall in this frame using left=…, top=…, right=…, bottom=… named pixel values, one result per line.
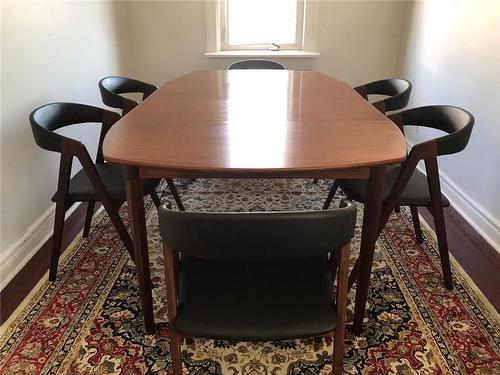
left=113, top=1, right=412, bottom=86
left=314, top=0, right=412, bottom=85
left=401, top=0, right=500, bottom=250
left=0, top=1, right=122, bottom=287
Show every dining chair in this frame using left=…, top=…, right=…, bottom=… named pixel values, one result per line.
left=98, top=75, right=157, bottom=115
left=30, top=102, right=162, bottom=281
left=158, top=202, right=357, bottom=375
left=98, top=75, right=185, bottom=211
left=323, top=105, right=474, bottom=290
left=354, top=78, right=412, bottom=114
left=228, top=59, right=285, bottom=70
left=313, top=78, right=412, bottom=185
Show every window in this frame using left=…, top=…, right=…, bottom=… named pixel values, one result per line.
left=205, top=0, right=319, bottom=56
left=220, top=0, right=305, bottom=51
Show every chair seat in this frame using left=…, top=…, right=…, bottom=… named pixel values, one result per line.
left=52, top=163, right=159, bottom=202
left=340, top=165, right=450, bottom=207
left=176, top=256, right=337, bottom=341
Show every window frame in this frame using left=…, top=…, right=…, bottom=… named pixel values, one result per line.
left=219, top=0, right=306, bottom=51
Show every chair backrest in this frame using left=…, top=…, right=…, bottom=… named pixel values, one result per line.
left=375, top=105, right=474, bottom=230
left=30, top=102, right=120, bottom=157
left=159, top=202, right=357, bottom=261
left=392, top=105, right=474, bottom=156
left=99, top=76, right=157, bottom=115
left=228, top=59, right=285, bottom=70
left=355, top=78, right=412, bottom=112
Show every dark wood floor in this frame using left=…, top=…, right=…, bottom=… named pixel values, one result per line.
left=0, top=203, right=91, bottom=323
left=420, top=206, right=500, bottom=312
left=1, top=202, right=498, bottom=324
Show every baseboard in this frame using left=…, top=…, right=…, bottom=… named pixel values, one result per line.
left=0, top=204, right=78, bottom=291
left=415, top=163, right=500, bottom=253
left=438, top=170, right=500, bottom=253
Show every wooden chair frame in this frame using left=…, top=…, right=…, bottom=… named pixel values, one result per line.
left=99, top=76, right=185, bottom=211
left=163, top=242, right=350, bottom=375
left=324, top=107, right=474, bottom=291
left=31, top=104, right=161, bottom=281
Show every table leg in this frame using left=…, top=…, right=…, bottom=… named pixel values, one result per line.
left=124, top=166, right=155, bottom=334
left=352, top=166, right=386, bottom=336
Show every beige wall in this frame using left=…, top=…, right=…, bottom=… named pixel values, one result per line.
left=0, top=1, right=122, bottom=286
left=113, top=1, right=411, bottom=86
left=401, top=0, right=500, bottom=250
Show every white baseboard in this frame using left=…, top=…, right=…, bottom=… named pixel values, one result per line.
left=415, top=163, right=500, bottom=253
left=438, top=171, right=500, bottom=253
left=0, top=204, right=78, bottom=291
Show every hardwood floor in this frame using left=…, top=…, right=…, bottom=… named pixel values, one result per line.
left=420, top=206, right=500, bottom=312
left=1, top=202, right=498, bottom=325
left=0, top=202, right=93, bottom=324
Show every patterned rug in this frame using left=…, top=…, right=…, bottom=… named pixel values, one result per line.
left=0, top=179, right=499, bottom=374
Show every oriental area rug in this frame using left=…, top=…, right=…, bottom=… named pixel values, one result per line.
left=0, top=179, right=499, bottom=374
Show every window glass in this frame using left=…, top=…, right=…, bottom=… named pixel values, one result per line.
left=226, top=0, right=299, bottom=47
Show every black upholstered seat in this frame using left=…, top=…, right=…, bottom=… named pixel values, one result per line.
left=177, top=256, right=336, bottom=340
left=340, top=165, right=450, bottom=207
left=52, top=163, right=159, bottom=203
left=159, top=205, right=357, bottom=375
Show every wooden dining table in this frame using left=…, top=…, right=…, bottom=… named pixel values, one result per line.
left=103, top=70, right=406, bottom=335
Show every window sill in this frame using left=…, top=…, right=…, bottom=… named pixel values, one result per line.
left=205, top=50, right=320, bottom=58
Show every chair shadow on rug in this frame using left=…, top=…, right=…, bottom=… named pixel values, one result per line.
left=158, top=203, right=357, bottom=375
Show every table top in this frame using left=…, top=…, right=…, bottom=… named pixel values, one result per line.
left=103, top=70, right=406, bottom=176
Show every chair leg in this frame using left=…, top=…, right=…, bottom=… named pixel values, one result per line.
left=432, top=204, right=452, bottom=290
left=150, top=190, right=161, bottom=208
left=323, top=180, right=340, bottom=210
left=170, top=335, right=183, bottom=375
left=49, top=199, right=68, bottom=281
left=329, top=251, right=340, bottom=287
left=113, top=201, right=123, bottom=214
left=425, top=158, right=453, bottom=290
left=82, top=201, right=95, bottom=237
left=312, top=178, right=319, bottom=184
left=333, top=243, right=350, bottom=375
left=347, top=257, right=359, bottom=291
left=103, top=201, right=135, bottom=262
left=346, top=201, right=393, bottom=290
left=410, top=206, right=423, bottom=244
left=166, top=179, right=185, bottom=211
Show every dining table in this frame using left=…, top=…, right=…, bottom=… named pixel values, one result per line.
left=103, top=70, right=407, bottom=335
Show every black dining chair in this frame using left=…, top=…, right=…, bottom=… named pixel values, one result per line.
left=313, top=78, right=412, bottom=184
left=98, top=75, right=185, bottom=211
left=159, top=202, right=357, bottom=375
left=354, top=78, right=412, bottom=114
left=98, top=75, right=157, bottom=116
left=323, top=105, right=474, bottom=290
left=30, top=102, right=162, bottom=281
left=228, top=59, right=285, bottom=70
